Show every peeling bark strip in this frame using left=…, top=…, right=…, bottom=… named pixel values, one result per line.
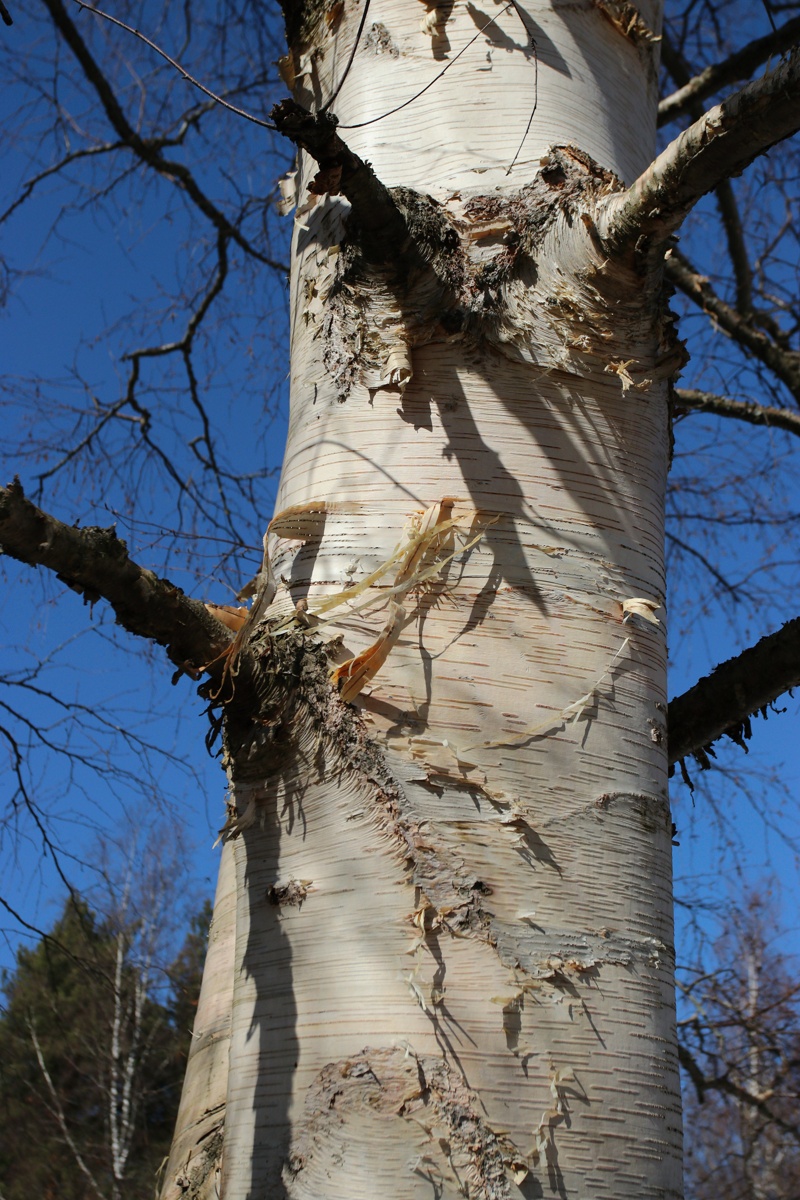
left=668, top=616, right=800, bottom=765
left=0, top=478, right=231, bottom=673
left=592, top=0, right=660, bottom=46
left=287, top=1046, right=520, bottom=1198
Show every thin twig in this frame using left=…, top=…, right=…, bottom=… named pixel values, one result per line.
left=675, top=388, right=800, bottom=437
left=507, top=35, right=537, bottom=174
left=666, top=530, right=741, bottom=599
left=28, top=1020, right=109, bottom=1200
left=321, top=0, right=372, bottom=112
left=0, top=141, right=125, bottom=224
left=75, top=1, right=277, bottom=131
left=338, top=3, right=516, bottom=129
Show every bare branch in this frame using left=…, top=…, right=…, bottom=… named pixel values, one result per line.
left=270, top=99, right=408, bottom=262
left=75, top=2, right=277, bottom=132
left=658, top=37, right=756, bottom=317
left=666, top=531, right=743, bottom=599
left=28, top=1020, right=109, bottom=1200
left=42, top=0, right=287, bottom=272
left=714, top=179, right=754, bottom=315
left=678, top=1042, right=800, bottom=1139
left=123, top=233, right=229, bottom=363
left=605, top=45, right=800, bottom=254
left=0, top=479, right=232, bottom=675
left=675, top=388, right=800, bottom=437
left=1, top=86, right=255, bottom=226
left=0, top=894, right=88, bottom=964
left=0, top=141, right=126, bottom=225
left=668, top=616, right=800, bottom=765
left=659, top=16, right=800, bottom=127
left=665, top=248, right=800, bottom=399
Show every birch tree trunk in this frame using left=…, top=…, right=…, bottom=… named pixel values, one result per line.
left=163, top=1, right=683, bottom=1196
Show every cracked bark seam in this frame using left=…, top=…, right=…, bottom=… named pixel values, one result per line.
left=226, top=637, right=672, bottom=980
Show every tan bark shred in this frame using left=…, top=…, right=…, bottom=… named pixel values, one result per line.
left=592, top=0, right=660, bottom=46
left=204, top=603, right=249, bottom=632
left=287, top=1046, right=521, bottom=1198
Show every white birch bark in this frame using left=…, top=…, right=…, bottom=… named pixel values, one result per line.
left=161, top=842, right=236, bottom=1198
left=166, top=1, right=682, bottom=1196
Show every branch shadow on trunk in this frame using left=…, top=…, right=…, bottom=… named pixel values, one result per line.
left=235, top=822, right=299, bottom=1199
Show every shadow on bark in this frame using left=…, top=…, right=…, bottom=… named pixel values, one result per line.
left=236, top=822, right=299, bottom=1199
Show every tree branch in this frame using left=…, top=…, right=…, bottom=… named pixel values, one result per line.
left=28, top=1019, right=109, bottom=1200
left=0, top=479, right=231, bottom=675
left=666, top=530, right=742, bottom=599
left=668, top=616, right=800, bottom=765
left=76, top=1, right=277, bottom=134
left=0, top=141, right=127, bottom=225
left=714, top=179, right=754, bottom=315
left=42, top=0, right=286, bottom=272
left=270, top=99, right=408, bottom=262
left=604, top=45, right=800, bottom=254
left=658, top=16, right=800, bottom=127
left=677, top=1042, right=800, bottom=1139
left=658, top=37, right=756, bottom=317
left=665, top=248, right=800, bottom=399
left=675, top=388, right=800, bottom=437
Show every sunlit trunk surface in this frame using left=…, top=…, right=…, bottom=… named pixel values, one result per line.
left=163, top=1, right=682, bottom=1196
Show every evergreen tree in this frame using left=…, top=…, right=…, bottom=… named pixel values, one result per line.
left=0, top=897, right=207, bottom=1200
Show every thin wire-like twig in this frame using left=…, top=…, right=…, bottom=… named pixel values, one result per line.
left=321, top=0, right=372, bottom=112
left=507, top=37, right=537, bottom=173
left=75, top=2, right=277, bottom=130
left=338, top=3, right=516, bottom=129
left=503, top=0, right=540, bottom=171
left=78, top=0, right=540, bottom=173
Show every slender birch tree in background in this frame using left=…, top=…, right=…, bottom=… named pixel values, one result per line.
left=2, top=0, right=800, bottom=1197
left=0, top=883, right=209, bottom=1199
